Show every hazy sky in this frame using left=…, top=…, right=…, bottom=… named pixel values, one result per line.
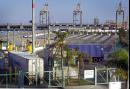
left=0, top=0, right=129, bottom=24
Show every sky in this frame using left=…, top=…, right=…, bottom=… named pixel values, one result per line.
left=0, top=0, right=129, bottom=24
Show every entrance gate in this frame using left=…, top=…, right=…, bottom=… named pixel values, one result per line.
left=94, top=67, right=123, bottom=85
left=43, top=71, right=63, bottom=88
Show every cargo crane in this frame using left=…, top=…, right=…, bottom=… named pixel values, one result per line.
left=40, top=4, right=49, bottom=26
left=116, top=1, right=125, bottom=30
left=39, top=3, right=50, bottom=44
left=114, top=1, right=125, bottom=51
left=73, top=3, right=82, bottom=26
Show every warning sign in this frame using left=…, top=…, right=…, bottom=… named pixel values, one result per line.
left=84, top=70, right=94, bottom=79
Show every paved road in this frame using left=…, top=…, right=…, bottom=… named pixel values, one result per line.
left=0, top=85, right=108, bottom=89
left=65, top=85, right=108, bottom=89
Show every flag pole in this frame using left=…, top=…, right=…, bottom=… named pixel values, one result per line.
left=32, top=0, right=35, bottom=54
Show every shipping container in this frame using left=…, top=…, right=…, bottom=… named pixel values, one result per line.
left=8, top=51, right=44, bottom=79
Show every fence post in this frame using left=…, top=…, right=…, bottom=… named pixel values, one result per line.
left=6, top=72, right=8, bottom=88
left=95, top=67, right=97, bottom=86
left=18, top=71, right=21, bottom=88
left=18, top=70, right=24, bottom=88
left=48, top=71, right=51, bottom=87
left=14, top=66, right=17, bottom=83
left=107, top=68, right=109, bottom=84
left=9, top=66, right=12, bottom=83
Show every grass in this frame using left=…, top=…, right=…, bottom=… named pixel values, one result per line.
left=66, top=79, right=94, bottom=86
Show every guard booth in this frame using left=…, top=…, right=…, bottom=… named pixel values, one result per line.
left=0, top=40, right=8, bottom=51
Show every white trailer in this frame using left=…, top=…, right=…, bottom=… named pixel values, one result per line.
left=8, top=51, right=44, bottom=79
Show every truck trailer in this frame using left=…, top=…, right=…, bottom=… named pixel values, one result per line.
left=8, top=51, right=44, bottom=82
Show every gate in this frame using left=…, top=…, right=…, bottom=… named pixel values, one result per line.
left=94, top=67, right=127, bottom=85
left=43, top=71, right=64, bottom=88
left=95, top=67, right=127, bottom=89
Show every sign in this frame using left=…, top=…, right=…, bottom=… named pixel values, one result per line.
left=84, top=70, right=94, bottom=79
left=109, top=82, right=121, bottom=89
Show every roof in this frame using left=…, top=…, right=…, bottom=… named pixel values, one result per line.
left=10, top=51, right=41, bottom=60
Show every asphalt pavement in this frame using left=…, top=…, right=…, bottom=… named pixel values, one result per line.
left=65, top=85, right=108, bottom=89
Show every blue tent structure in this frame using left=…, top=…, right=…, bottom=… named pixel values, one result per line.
left=68, top=44, right=104, bottom=57
left=68, top=44, right=113, bottom=62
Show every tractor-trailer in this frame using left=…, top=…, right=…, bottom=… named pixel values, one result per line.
left=8, top=51, right=44, bottom=80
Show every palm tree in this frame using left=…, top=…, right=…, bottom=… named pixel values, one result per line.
left=77, top=52, right=85, bottom=81
left=106, top=48, right=128, bottom=88
left=118, top=28, right=129, bottom=49
left=52, top=31, right=68, bottom=58
left=53, top=31, right=68, bottom=87
left=55, top=31, right=68, bottom=62
left=66, top=47, right=73, bottom=84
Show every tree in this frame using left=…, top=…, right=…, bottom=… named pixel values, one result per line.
left=118, top=28, right=129, bottom=49
left=107, top=49, right=128, bottom=70
left=53, top=31, right=68, bottom=58
left=106, top=48, right=128, bottom=88
left=66, top=47, right=73, bottom=84
left=53, top=31, right=68, bottom=87
left=77, top=52, right=85, bottom=81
